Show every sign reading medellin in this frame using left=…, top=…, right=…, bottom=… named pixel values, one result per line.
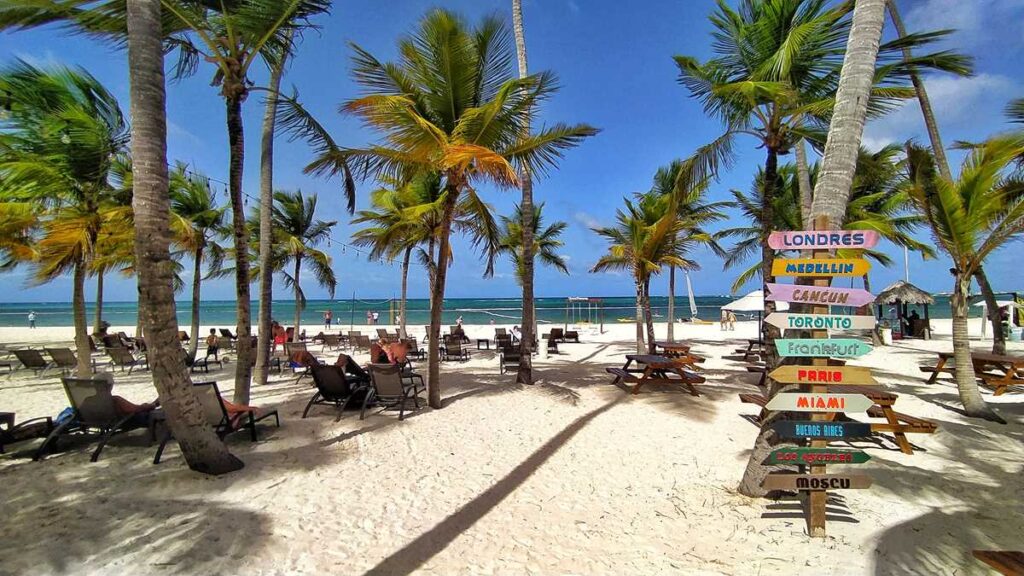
left=776, top=338, right=872, bottom=358
left=768, top=230, right=880, bottom=250
left=765, top=312, right=875, bottom=331
left=767, top=448, right=871, bottom=465
left=769, top=365, right=878, bottom=385
left=766, top=283, right=875, bottom=307
left=762, top=473, right=873, bottom=491
left=765, top=393, right=873, bottom=413
left=773, top=420, right=873, bottom=440
left=771, top=258, right=870, bottom=278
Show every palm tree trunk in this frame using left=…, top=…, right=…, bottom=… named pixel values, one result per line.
left=126, top=0, right=243, bottom=475
left=950, top=273, right=1005, bottom=423
left=634, top=276, right=644, bottom=354
left=255, top=47, right=288, bottom=388
left=93, top=269, right=104, bottom=336
left=292, top=256, right=302, bottom=342
left=399, top=245, right=411, bottom=339
left=863, top=272, right=882, bottom=345
left=73, top=260, right=90, bottom=377
left=513, top=0, right=535, bottom=386
left=226, top=93, right=253, bottom=404
left=809, top=0, right=887, bottom=223
left=187, top=246, right=203, bottom=360
left=974, top=266, right=1005, bottom=355
left=427, top=184, right=460, bottom=409
left=795, top=139, right=814, bottom=225
left=667, top=266, right=675, bottom=340
left=643, top=278, right=656, bottom=354
left=760, top=147, right=781, bottom=370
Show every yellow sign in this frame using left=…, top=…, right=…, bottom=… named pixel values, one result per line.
left=771, top=258, right=870, bottom=278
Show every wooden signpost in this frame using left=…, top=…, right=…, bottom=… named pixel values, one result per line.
left=762, top=474, right=873, bottom=491
left=768, top=230, right=880, bottom=250
left=772, top=420, right=873, bottom=440
left=765, top=393, right=874, bottom=413
left=771, top=258, right=870, bottom=278
left=766, top=448, right=871, bottom=465
left=768, top=365, right=878, bottom=385
left=765, top=283, right=875, bottom=307
left=765, top=312, right=876, bottom=331
left=776, top=338, right=872, bottom=358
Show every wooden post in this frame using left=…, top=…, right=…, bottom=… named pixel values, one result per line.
left=808, top=215, right=831, bottom=538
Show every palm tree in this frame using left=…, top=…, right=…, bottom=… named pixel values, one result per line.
left=298, top=9, right=596, bottom=408
left=125, top=0, right=242, bottom=475
left=170, top=165, right=227, bottom=360
left=497, top=203, right=570, bottom=283
left=903, top=139, right=1024, bottom=424
left=268, top=190, right=337, bottom=341
left=0, top=0, right=335, bottom=404
left=0, top=60, right=130, bottom=376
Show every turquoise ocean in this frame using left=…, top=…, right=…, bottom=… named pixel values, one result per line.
left=0, top=295, right=960, bottom=329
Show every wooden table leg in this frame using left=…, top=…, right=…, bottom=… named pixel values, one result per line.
left=927, top=356, right=946, bottom=385
left=882, top=405, right=913, bottom=455
left=674, top=369, right=699, bottom=397
left=633, top=366, right=653, bottom=395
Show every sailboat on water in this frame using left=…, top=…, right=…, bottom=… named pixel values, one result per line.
left=685, top=271, right=714, bottom=324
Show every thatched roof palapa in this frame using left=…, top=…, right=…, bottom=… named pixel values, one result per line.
left=874, top=281, right=935, bottom=305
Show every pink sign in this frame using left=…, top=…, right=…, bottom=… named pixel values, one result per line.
left=765, top=283, right=874, bottom=307
left=768, top=230, right=880, bottom=250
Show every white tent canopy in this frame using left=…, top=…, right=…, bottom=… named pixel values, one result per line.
left=722, top=290, right=789, bottom=313
left=973, top=300, right=1022, bottom=338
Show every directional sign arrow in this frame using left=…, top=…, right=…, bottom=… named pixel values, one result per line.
left=768, top=365, right=878, bottom=385
left=776, top=338, right=873, bottom=358
left=765, top=312, right=876, bottom=331
left=765, top=283, right=875, bottom=307
left=768, top=230, right=880, bottom=251
left=771, top=258, right=871, bottom=278
left=765, top=393, right=874, bottom=413
left=766, top=448, right=871, bottom=466
left=772, top=420, right=873, bottom=440
left=761, top=473, right=873, bottom=491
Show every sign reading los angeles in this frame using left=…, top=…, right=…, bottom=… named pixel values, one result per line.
left=765, top=312, right=876, bottom=331
left=768, top=230, right=880, bottom=250
left=766, top=283, right=875, bottom=307
left=765, top=393, right=874, bottom=413
left=771, top=258, right=870, bottom=278
left=773, top=420, right=873, bottom=440
left=766, top=447, right=871, bottom=465
left=762, top=473, right=873, bottom=491
left=769, top=365, right=878, bottom=385
left=776, top=338, right=873, bottom=358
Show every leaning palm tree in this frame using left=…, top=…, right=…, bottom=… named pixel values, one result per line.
left=497, top=203, right=570, bottom=284
left=0, top=60, right=130, bottom=376
left=294, top=9, right=596, bottom=408
left=170, top=165, right=227, bottom=360
left=269, top=190, right=337, bottom=341
left=903, top=139, right=1024, bottom=424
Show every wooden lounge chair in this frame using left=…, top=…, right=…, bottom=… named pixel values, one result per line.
left=106, top=346, right=147, bottom=373
left=362, top=363, right=424, bottom=420
left=564, top=330, right=580, bottom=343
left=35, top=376, right=158, bottom=462
left=549, top=328, right=565, bottom=343
left=45, top=347, right=93, bottom=374
left=303, top=364, right=369, bottom=418
left=442, top=337, right=470, bottom=361
left=0, top=412, right=53, bottom=454
left=219, top=328, right=237, bottom=340
left=153, top=381, right=279, bottom=464
left=13, top=349, right=52, bottom=374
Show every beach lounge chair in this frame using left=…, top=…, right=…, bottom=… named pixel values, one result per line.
left=499, top=343, right=521, bottom=374
left=495, top=328, right=507, bottom=338
left=352, top=335, right=372, bottom=352
left=549, top=328, right=565, bottom=343
left=115, top=331, right=136, bottom=346
left=376, top=328, right=390, bottom=340
left=442, top=337, right=470, bottom=361
left=34, top=376, right=157, bottom=462
left=46, top=347, right=93, bottom=374
left=321, top=334, right=343, bottom=352
left=0, top=412, right=53, bottom=454
left=362, top=363, right=424, bottom=420
left=182, top=348, right=222, bottom=373
left=13, top=349, right=52, bottom=374
left=302, top=364, right=369, bottom=418
left=401, top=338, right=425, bottom=360
left=219, top=328, right=237, bottom=340
left=106, top=346, right=147, bottom=373
left=565, top=330, right=580, bottom=343
left=153, top=381, right=279, bottom=464
left=495, top=334, right=512, bottom=350
left=177, top=330, right=190, bottom=343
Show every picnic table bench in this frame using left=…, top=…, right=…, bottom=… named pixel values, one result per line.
left=973, top=550, right=1024, bottom=575
left=734, top=339, right=764, bottom=361
left=923, top=351, right=1024, bottom=395
left=606, top=354, right=705, bottom=395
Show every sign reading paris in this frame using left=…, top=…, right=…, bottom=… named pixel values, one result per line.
left=768, top=230, right=880, bottom=250
left=771, top=258, right=870, bottom=278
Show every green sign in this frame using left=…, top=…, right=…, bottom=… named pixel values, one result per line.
left=766, top=448, right=871, bottom=465
left=776, top=338, right=873, bottom=358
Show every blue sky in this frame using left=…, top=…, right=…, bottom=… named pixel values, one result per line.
left=1, top=0, right=1022, bottom=303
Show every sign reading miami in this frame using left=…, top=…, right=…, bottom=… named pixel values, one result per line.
left=768, top=230, right=880, bottom=250
left=771, top=258, right=870, bottom=278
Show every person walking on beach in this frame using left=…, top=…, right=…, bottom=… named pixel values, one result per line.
left=727, top=311, right=737, bottom=331
left=28, top=311, right=36, bottom=329
left=324, top=310, right=332, bottom=330
left=366, top=311, right=372, bottom=325
left=372, top=311, right=379, bottom=325
left=720, top=309, right=728, bottom=331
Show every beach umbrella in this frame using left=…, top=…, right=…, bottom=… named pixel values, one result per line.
left=722, top=290, right=788, bottom=341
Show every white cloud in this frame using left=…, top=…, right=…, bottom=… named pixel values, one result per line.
left=905, top=0, right=1024, bottom=48
left=573, top=211, right=602, bottom=229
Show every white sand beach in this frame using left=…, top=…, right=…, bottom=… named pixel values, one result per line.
left=0, top=320, right=1021, bottom=575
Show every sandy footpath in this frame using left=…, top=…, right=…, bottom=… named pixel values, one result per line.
left=0, top=319, right=1021, bottom=575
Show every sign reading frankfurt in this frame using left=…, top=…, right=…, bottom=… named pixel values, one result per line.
left=766, top=448, right=871, bottom=466
left=762, top=473, right=873, bottom=491
left=768, top=365, right=878, bottom=385
left=765, top=313, right=876, bottom=331
left=772, top=420, right=873, bottom=440
left=776, top=338, right=873, bottom=358
left=771, top=258, right=871, bottom=278
left=765, top=283, right=875, bottom=307
left=768, top=230, right=880, bottom=251
left=764, top=393, right=874, bottom=413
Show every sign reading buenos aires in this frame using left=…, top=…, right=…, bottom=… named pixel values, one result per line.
left=769, top=365, right=878, bottom=385
left=764, top=393, right=874, bottom=413
left=765, top=312, right=876, bottom=331
left=776, top=338, right=872, bottom=358
left=766, top=447, right=871, bottom=465
left=765, top=283, right=875, bottom=307
left=762, top=473, right=873, bottom=491
left=772, top=420, right=873, bottom=440
left=768, top=230, right=880, bottom=250
left=771, top=258, right=870, bottom=278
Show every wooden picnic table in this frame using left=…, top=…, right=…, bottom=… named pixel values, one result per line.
left=653, top=341, right=705, bottom=369
left=606, top=354, right=705, bottom=396
left=923, top=351, right=1024, bottom=395
left=653, top=341, right=691, bottom=355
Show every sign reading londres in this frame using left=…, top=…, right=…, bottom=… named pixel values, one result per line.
left=768, top=230, right=880, bottom=250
